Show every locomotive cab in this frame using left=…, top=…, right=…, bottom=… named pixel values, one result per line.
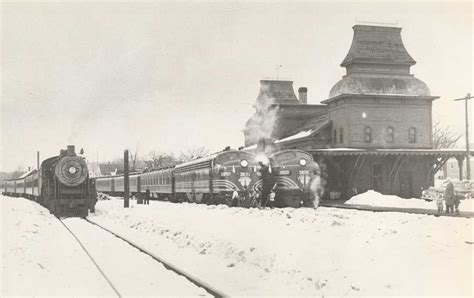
left=268, top=150, right=320, bottom=208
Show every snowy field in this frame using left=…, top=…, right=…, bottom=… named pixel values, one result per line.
left=346, top=190, right=474, bottom=212
left=1, top=196, right=114, bottom=296
left=2, top=194, right=472, bottom=296
left=89, top=197, right=473, bottom=296
left=1, top=195, right=208, bottom=296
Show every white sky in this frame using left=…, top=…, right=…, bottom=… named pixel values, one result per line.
left=1, top=1, right=472, bottom=171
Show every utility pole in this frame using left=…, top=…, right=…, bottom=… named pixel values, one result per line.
left=37, top=151, right=40, bottom=200
left=454, top=93, right=473, bottom=180
left=124, top=149, right=130, bottom=208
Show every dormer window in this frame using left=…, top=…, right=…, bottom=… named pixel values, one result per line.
left=409, top=127, right=416, bottom=143
left=386, top=127, right=394, bottom=143
left=364, top=126, right=372, bottom=143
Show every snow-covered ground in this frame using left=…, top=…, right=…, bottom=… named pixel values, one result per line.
left=1, top=196, right=114, bottom=296
left=346, top=190, right=474, bottom=212
left=63, top=218, right=208, bottom=296
left=89, top=197, right=473, bottom=296
left=1, top=195, right=208, bottom=296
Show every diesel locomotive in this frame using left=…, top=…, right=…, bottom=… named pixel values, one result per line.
left=95, top=149, right=320, bottom=208
left=265, top=149, right=320, bottom=207
left=2, top=146, right=97, bottom=217
left=96, top=149, right=260, bottom=205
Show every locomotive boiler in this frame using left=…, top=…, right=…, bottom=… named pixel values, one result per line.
left=3, top=145, right=97, bottom=217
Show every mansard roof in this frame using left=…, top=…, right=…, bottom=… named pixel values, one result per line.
left=341, top=25, right=416, bottom=67
left=255, top=80, right=299, bottom=106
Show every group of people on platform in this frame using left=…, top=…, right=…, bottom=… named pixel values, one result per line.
left=231, top=186, right=276, bottom=209
left=436, top=179, right=461, bottom=215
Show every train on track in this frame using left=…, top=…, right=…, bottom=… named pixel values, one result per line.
left=95, top=149, right=320, bottom=208
left=2, top=145, right=97, bottom=217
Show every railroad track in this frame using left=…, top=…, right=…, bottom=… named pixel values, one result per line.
left=58, top=217, right=227, bottom=297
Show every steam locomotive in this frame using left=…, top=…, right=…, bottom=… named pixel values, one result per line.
left=2, top=146, right=97, bottom=217
left=95, top=149, right=321, bottom=208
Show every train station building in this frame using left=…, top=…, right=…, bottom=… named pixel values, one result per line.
left=244, top=24, right=471, bottom=199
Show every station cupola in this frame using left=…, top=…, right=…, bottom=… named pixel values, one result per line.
left=329, top=25, right=431, bottom=98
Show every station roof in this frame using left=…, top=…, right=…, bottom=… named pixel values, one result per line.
left=307, top=148, right=474, bottom=156
left=341, top=25, right=416, bottom=67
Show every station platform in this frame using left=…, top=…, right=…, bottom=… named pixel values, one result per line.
left=319, top=200, right=474, bottom=218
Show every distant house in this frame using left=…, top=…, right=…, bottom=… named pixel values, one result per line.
left=98, top=162, right=124, bottom=176
left=438, top=145, right=474, bottom=180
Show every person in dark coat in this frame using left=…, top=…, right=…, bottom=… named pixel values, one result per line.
left=444, top=180, right=455, bottom=214
left=231, top=187, right=240, bottom=207
left=144, top=189, right=151, bottom=205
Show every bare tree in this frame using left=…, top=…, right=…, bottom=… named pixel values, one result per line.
left=432, top=121, right=463, bottom=149
left=10, top=166, right=26, bottom=179
left=144, top=151, right=177, bottom=169
left=111, top=156, right=124, bottom=165
left=129, top=146, right=139, bottom=171
left=179, top=146, right=210, bottom=162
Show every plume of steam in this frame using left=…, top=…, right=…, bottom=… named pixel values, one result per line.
left=309, top=175, right=326, bottom=208
left=246, top=85, right=278, bottom=147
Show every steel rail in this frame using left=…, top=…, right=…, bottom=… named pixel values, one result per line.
left=84, top=218, right=228, bottom=297
left=57, top=217, right=122, bottom=297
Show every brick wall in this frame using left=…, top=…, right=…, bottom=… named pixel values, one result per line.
left=328, top=96, right=433, bottom=149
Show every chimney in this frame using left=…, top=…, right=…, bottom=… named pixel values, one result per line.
left=67, top=145, right=76, bottom=156
left=298, top=87, right=308, bottom=104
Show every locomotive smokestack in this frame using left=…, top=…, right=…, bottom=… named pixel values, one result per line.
left=298, top=87, right=308, bottom=104
left=67, top=145, right=75, bottom=156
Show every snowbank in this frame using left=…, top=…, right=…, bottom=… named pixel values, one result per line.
left=346, top=190, right=474, bottom=212
left=1, top=196, right=114, bottom=296
left=90, top=199, right=473, bottom=296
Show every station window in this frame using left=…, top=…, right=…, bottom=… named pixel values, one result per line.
left=339, top=127, right=344, bottom=144
left=364, top=126, right=372, bottom=143
left=386, top=126, right=394, bottom=143
left=409, top=127, right=416, bottom=143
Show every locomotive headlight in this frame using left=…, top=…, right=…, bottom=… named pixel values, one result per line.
left=299, top=158, right=307, bottom=166
left=240, top=159, right=249, bottom=167
left=68, top=166, right=77, bottom=174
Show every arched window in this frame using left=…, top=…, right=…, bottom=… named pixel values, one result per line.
left=339, top=127, right=344, bottom=144
left=364, top=126, right=372, bottom=143
left=409, top=127, right=416, bottom=143
left=386, top=126, right=394, bottom=143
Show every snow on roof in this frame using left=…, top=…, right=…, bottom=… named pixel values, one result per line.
left=175, top=153, right=220, bottom=169
left=17, top=169, right=37, bottom=179
left=243, top=144, right=257, bottom=150
left=275, top=130, right=314, bottom=143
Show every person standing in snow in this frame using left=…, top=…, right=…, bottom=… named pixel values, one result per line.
left=231, top=188, right=240, bottom=207
left=249, top=189, right=259, bottom=208
left=144, top=189, right=150, bottom=205
left=444, top=179, right=455, bottom=214
left=265, top=185, right=276, bottom=209
left=435, top=193, right=444, bottom=215
left=453, top=192, right=461, bottom=215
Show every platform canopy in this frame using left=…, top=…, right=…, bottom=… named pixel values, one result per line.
left=307, top=148, right=473, bottom=156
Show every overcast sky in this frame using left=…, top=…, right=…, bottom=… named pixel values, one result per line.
left=1, top=1, right=472, bottom=171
